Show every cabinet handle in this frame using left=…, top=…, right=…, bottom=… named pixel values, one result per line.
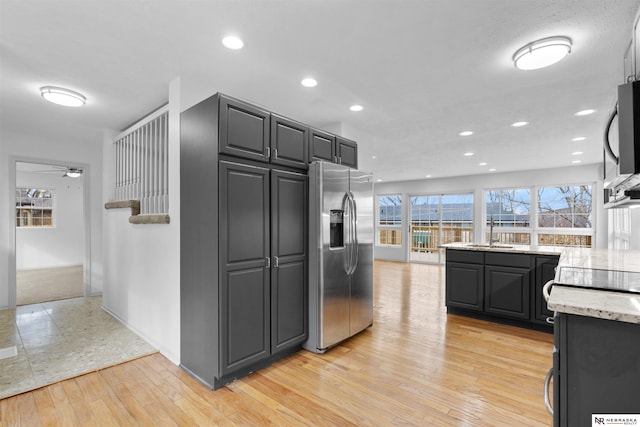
left=273, top=256, right=279, bottom=268
left=272, top=148, right=278, bottom=159
left=546, top=316, right=555, bottom=325
left=265, top=147, right=271, bottom=159
left=265, top=257, right=271, bottom=269
left=544, top=367, right=554, bottom=415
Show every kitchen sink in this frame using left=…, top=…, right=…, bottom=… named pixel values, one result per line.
left=466, top=244, right=514, bottom=249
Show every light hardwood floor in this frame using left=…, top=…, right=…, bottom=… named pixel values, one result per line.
left=0, top=261, right=554, bottom=426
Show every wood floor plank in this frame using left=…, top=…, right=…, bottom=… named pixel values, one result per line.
left=1, top=261, right=554, bottom=426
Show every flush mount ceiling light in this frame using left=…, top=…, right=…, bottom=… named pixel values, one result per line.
left=459, top=131, right=473, bottom=136
left=574, top=109, right=596, bottom=116
left=572, top=136, right=586, bottom=141
left=40, top=86, right=86, bottom=107
left=464, top=152, right=474, bottom=156
left=301, top=77, right=317, bottom=88
left=511, top=121, right=529, bottom=127
left=350, top=104, right=363, bottom=112
left=64, top=167, right=83, bottom=178
left=222, top=35, right=244, bottom=50
left=513, top=36, right=572, bottom=71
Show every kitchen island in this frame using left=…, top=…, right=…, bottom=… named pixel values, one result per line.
left=442, top=242, right=563, bottom=329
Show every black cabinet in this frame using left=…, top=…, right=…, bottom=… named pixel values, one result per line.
left=484, top=265, right=530, bottom=320
left=180, top=94, right=309, bottom=389
left=219, top=95, right=270, bottom=163
left=533, top=256, right=558, bottom=324
left=554, top=313, right=640, bottom=426
left=445, top=248, right=557, bottom=329
left=446, top=262, right=484, bottom=311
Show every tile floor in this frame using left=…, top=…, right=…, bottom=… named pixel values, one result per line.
left=0, top=296, right=156, bottom=399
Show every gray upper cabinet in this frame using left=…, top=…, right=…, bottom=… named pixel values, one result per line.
left=219, top=95, right=270, bottom=163
left=310, top=128, right=336, bottom=163
left=270, top=170, right=308, bottom=353
left=336, top=137, right=358, bottom=169
left=219, top=161, right=271, bottom=375
left=270, top=114, right=309, bottom=170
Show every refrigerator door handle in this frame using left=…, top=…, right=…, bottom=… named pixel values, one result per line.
left=342, top=192, right=352, bottom=274
left=349, top=192, right=358, bottom=275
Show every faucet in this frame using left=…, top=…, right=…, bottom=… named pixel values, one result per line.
left=489, top=214, right=499, bottom=246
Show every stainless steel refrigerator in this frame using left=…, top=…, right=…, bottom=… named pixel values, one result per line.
left=304, top=161, right=374, bottom=353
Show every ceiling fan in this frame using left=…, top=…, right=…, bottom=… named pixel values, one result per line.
left=16, top=163, right=84, bottom=178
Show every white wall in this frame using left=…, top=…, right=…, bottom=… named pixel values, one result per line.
left=0, top=129, right=103, bottom=309
left=101, top=78, right=181, bottom=364
left=16, top=170, right=84, bottom=270
left=373, top=163, right=606, bottom=262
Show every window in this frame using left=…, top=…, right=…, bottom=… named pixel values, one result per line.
left=16, top=188, right=54, bottom=227
left=537, top=185, right=592, bottom=247
left=485, top=188, right=531, bottom=244
left=378, top=195, right=402, bottom=245
left=441, top=194, right=474, bottom=245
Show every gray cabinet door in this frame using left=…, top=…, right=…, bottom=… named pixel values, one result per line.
left=484, top=265, right=530, bottom=320
left=219, top=95, right=270, bottom=163
left=336, top=137, right=358, bottom=169
left=270, top=170, right=308, bottom=353
left=219, top=161, right=270, bottom=375
left=270, top=114, right=308, bottom=170
left=533, top=256, right=558, bottom=324
left=310, top=128, right=335, bottom=162
left=446, top=262, right=484, bottom=311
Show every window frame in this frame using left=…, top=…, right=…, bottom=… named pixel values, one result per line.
left=15, top=187, right=56, bottom=228
left=376, top=194, right=403, bottom=247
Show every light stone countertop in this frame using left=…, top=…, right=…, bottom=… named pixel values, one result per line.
left=442, top=243, right=640, bottom=324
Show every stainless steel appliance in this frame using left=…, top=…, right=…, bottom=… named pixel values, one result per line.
left=304, top=161, right=374, bottom=353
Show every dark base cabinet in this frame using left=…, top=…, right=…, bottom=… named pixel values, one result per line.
left=445, top=249, right=558, bottom=330
left=554, top=313, right=640, bottom=426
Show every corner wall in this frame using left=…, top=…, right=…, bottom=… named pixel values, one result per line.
left=101, top=78, right=181, bottom=364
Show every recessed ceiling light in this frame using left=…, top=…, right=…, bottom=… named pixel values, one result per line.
left=489, top=168, right=497, bottom=172
left=301, top=77, right=317, bottom=88
left=511, top=121, right=529, bottom=127
left=572, top=160, right=582, bottom=164
left=376, top=179, right=383, bottom=182
left=572, top=151, right=583, bottom=155
left=425, top=174, right=432, bottom=178
left=372, top=155, right=376, bottom=159
left=350, top=104, right=363, bottom=112
left=40, top=86, right=86, bottom=107
left=459, top=131, right=473, bottom=136
left=479, top=162, right=487, bottom=166
left=464, top=152, right=474, bottom=156
left=575, top=109, right=596, bottom=116
left=572, top=136, right=586, bottom=142
left=513, top=36, right=572, bottom=70
left=222, top=35, right=244, bottom=50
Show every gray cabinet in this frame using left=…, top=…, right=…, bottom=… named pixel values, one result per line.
left=270, top=170, right=308, bottom=352
left=484, top=265, right=530, bottom=320
left=445, top=248, right=556, bottom=329
left=219, top=94, right=270, bottom=162
left=445, top=250, right=484, bottom=311
left=336, top=137, right=358, bottom=169
left=180, top=93, right=308, bottom=390
left=270, top=114, right=309, bottom=170
left=310, top=130, right=359, bottom=168
left=554, top=313, right=640, bottom=426
left=219, top=161, right=270, bottom=374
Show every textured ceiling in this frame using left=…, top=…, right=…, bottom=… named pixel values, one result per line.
left=1, top=0, right=639, bottom=182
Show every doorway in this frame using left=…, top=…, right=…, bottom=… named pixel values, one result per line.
left=15, top=161, right=86, bottom=305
